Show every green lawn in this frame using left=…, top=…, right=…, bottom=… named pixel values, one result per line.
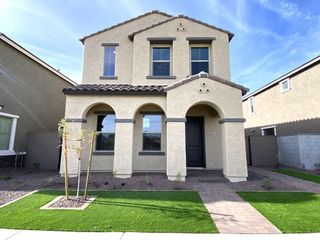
left=0, top=190, right=217, bottom=233
left=273, top=169, right=320, bottom=184
left=238, top=192, right=320, bottom=233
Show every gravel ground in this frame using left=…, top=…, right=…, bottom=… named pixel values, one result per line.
left=227, top=170, right=301, bottom=192
left=49, top=196, right=93, bottom=208
left=0, top=167, right=304, bottom=207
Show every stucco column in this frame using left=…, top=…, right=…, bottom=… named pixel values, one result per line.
left=59, top=120, right=84, bottom=177
left=166, top=119, right=187, bottom=181
left=221, top=120, right=248, bottom=182
left=113, top=119, right=134, bottom=178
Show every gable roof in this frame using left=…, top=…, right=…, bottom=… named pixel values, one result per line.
left=242, top=55, right=320, bottom=101
left=79, top=10, right=172, bottom=44
left=128, top=15, right=234, bottom=41
left=164, top=72, right=248, bottom=95
left=0, top=33, right=76, bottom=86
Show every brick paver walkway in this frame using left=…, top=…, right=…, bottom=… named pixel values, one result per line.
left=250, top=167, right=320, bottom=193
left=194, top=183, right=281, bottom=234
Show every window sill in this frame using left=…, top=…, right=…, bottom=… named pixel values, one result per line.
left=138, top=151, right=165, bottom=156
left=146, top=75, right=176, bottom=79
left=93, top=151, right=114, bottom=156
left=99, top=76, right=118, bottom=80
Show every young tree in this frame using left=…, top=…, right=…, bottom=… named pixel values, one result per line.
left=84, top=130, right=96, bottom=200
left=58, top=119, right=69, bottom=199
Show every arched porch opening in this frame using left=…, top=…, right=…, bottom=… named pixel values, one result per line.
left=185, top=103, right=223, bottom=170
left=82, top=103, right=116, bottom=172
left=132, top=103, right=167, bottom=173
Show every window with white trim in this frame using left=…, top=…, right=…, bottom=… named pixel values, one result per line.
left=280, top=79, right=290, bottom=93
left=248, top=97, right=255, bottom=114
left=0, top=112, right=19, bottom=155
left=261, top=126, right=277, bottom=136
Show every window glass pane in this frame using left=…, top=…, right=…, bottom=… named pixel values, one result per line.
left=96, top=133, right=115, bottom=150
left=191, top=47, right=209, bottom=60
left=103, top=47, right=116, bottom=76
left=0, top=116, right=12, bottom=150
left=263, top=128, right=275, bottom=136
left=153, top=62, right=170, bottom=76
left=143, top=133, right=161, bottom=150
left=143, top=115, right=161, bottom=151
left=191, top=62, right=209, bottom=75
left=96, top=114, right=115, bottom=150
left=153, top=48, right=170, bottom=61
left=282, top=81, right=288, bottom=89
left=143, top=115, right=161, bottom=133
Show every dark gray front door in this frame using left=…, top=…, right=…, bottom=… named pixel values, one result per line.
left=186, top=117, right=205, bottom=167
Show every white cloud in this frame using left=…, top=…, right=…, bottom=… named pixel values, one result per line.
left=258, top=0, right=314, bottom=21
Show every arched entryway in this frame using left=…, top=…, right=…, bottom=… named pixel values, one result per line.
left=82, top=103, right=116, bottom=172
left=185, top=103, right=222, bottom=170
left=132, top=103, right=167, bottom=172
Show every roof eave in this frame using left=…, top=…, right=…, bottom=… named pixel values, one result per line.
left=79, top=10, right=173, bottom=44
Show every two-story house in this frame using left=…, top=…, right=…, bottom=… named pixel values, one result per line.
left=60, top=10, right=249, bottom=182
left=0, top=33, right=75, bottom=169
left=243, top=55, right=320, bottom=169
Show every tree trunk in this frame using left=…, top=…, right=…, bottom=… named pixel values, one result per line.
left=84, top=132, right=95, bottom=200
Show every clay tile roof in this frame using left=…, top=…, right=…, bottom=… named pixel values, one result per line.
left=63, top=84, right=166, bottom=95
left=128, top=15, right=234, bottom=41
left=79, top=10, right=173, bottom=44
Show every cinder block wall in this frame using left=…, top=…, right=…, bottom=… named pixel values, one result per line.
left=278, top=134, right=320, bottom=170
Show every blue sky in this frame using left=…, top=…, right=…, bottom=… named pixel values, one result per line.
left=1, top=0, right=319, bottom=93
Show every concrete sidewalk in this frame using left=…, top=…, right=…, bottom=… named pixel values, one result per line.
left=1, top=229, right=320, bottom=240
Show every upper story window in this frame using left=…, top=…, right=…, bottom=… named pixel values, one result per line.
left=280, top=79, right=291, bottom=93
left=96, top=114, right=115, bottom=151
left=248, top=97, right=255, bottom=115
left=103, top=46, right=116, bottom=77
left=261, top=126, right=277, bottom=136
left=191, top=47, right=209, bottom=75
left=152, top=47, right=170, bottom=76
left=142, top=115, right=161, bottom=151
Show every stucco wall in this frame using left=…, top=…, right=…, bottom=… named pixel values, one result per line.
left=82, top=15, right=231, bottom=85
left=132, top=18, right=231, bottom=85
left=0, top=40, right=71, bottom=152
left=243, top=63, right=320, bottom=134
left=82, top=13, right=170, bottom=84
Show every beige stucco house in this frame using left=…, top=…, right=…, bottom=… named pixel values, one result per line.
left=242, top=55, right=320, bottom=169
left=243, top=55, right=320, bottom=137
left=60, top=10, right=249, bottom=182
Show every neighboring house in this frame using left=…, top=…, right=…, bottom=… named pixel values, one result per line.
left=61, top=10, right=249, bottom=182
left=243, top=55, right=320, bottom=169
left=0, top=33, right=76, bottom=169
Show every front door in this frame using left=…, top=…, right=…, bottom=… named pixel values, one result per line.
left=186, top=117, right=205, bottom=167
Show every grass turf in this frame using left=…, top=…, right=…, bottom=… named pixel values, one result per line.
left=273, top=169, right=320, bottom=184
left=0, top=190, right=217, bottom=233
left=238, top=192, right=320, bottom=233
